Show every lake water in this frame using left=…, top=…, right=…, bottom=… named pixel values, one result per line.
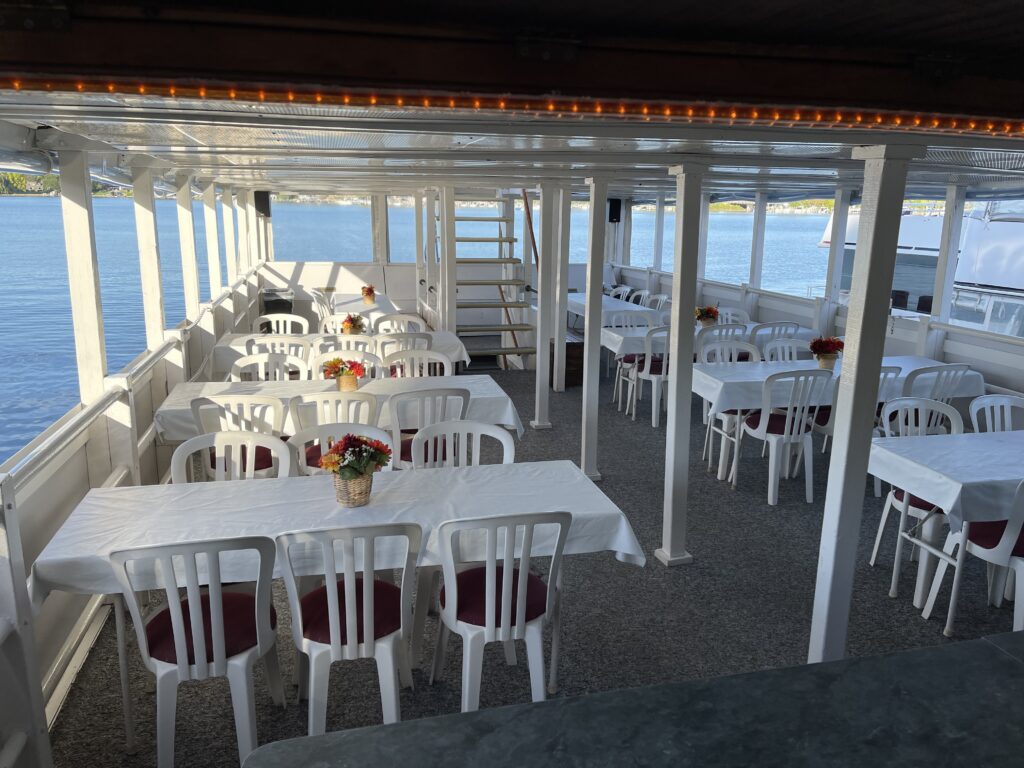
left=0, top=197, right=910, bottom=462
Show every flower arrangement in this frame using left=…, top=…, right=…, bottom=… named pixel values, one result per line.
left=695, top=305, right=719, bottom=325
left=809, top=337, right=844, bottom=356
left=361, top=284, right=376, bottom=304
left=320, top=434, right=392, bottom=507
left=341, top=313, right=365, bottom=334
left=322, top=358, right=366, bottom=379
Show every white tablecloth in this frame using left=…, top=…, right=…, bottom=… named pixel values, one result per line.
left=212, top=331, right=470, bottom=378
left=601, top=322, right=818, bottom=358
left=692, top=355, right=985, bottom=416
left=567, top=293, right=656, bottom=326
left=154, top=375, right=523, bottom=442
left=868, top=432, right=1024, bottom=528
left=329, top=292, right=399, bottom=323
left=30, top=461, right=645, bottom=597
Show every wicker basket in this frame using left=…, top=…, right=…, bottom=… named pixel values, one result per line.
left=700, top=318, right=716, bottom=328
left=337, top=374, right=358, bottom=392
left=362, top=294, right=374, bottom=305
left=333, top=473, right=372, bottom=507
left=816, top=353, right=838, bottom=370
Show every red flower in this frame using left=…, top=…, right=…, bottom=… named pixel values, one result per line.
left=809, top=336, right=844, bottom=355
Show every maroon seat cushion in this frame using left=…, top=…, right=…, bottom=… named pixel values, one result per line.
left=305, top=442, right=323, bottom=468
left=893, top=488, right=939, bottom=511
left=620, top=353, right=662, bottom=365
left=208, top=445, right=275, bottom=471
left=744, top=412, right=812, bottom=434
left=645, top=359, right=667, bottom=375
left=299, top=578, right=402, bottom=644
left=967, top=521, right=1024, bottom=556
left=146, top=592, right=276, bottom=665
left=399, top=435, right=446, bottom=463
left=440, top=566, right=547, bottom=627
left=814, top=406, right=832, bottom=426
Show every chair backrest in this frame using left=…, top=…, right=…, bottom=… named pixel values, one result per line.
left=110, top=537, right=277, bottom=678
left=970, top=394, right=1024, bottom=433
left=388, top=387, right=471, bottom=450
left=880, top=397, right=965, bottom=437
left=903, top=363, right=970, bottom=403
left=311, top=334, right=374, bottom=354
left=748, top=369, right=833, bottom=441
left=276, top=524, right=422, bottom=661
left=695, top=322, right=747, bottom=355
left=748, top=321, right=800, bottom=346
left=310, top=350, right=387, bottom=380
left=190, top=394, right=284, bottom=436
left=877, top=364, right=903, bottom=403
left=628, top=289, right=650, bottom=306
left=373, top=313, right=427, bottom=333
left=609, top=286, right=631, bottom=300
left=230, top=353, right=309, bottom=381
left=171, top=431, right=292, bottom=483
left=763, top=338, right=806, bottom=362
left=605, top=310, right=652, bottom=329
left=639, top=326, right=671, bottom=375
left=289, top=392, right=379, bottom=430
left=289, top=423, right=394, bottom=475
left=319, top=314, right=367, bottom=335
left=717, top=306, right=751, bottom=324
left=644, top=293, right=669, bottom=310
left=246, top=335, right=313, bottom=361
left=437, top=512, right=571, bottom=642
left=375, top=332, right=432, bottom=358
left=258, top=313, right=309, bottom=335
left=411, top=420, right=515, bottom=469
left=974, top=480, right=1024, bottom=562
left=383, top=349, right=453, bottom=378
left=700, top=340, right=762, bottom=364
left=310, top=289, right=332, bottom=320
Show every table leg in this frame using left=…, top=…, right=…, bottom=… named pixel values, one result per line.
left=114, top=597, right=137, bottom=754
left=913, top=514, right=944, bottom=609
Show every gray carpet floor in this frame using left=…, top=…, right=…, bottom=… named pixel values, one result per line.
left=49, top=369, right=1016, bottom=766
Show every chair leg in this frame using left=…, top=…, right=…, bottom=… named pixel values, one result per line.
left=1012, top=561, right=1024, bottom=632
left=547, top=596, right=563, bottom=695
left=651, top=379, right=662, bottom=428
left=307, top=649, right=332, bottom=737
left=766, top=440, right=781, bottom=506
left=873, top=476, right=882, bottom=498
left=154, top=670, right=178, bottom=768
left=802, top=436, right=814, bottom=503
left=113, top=597, right=137, bottom=754
left=869, top=495, right=895, bottom=567
left=225, top=659, right=258, bottom=764
left=429, top=623, right=449, bottom=685
left=375, top=642, right=401, bottom=724
left=411, top=567, right=437, bottom=668
left=821, top=434, right=829, bottom=454
left=889, top=500, right=912, bottom=598
left=503, top=640, right=518, bottom=666
left=263, top=648, right=286, bottom=707
left=524, top=623, right=546, bottom=704
left=460, top=631, right=486, bottom=713
left=922, top=533, right=957, bottom=620
left=296, top=651, right=309, bottom=703
left=943, top=531, right=970, bottom=637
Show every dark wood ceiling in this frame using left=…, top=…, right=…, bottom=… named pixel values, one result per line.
left=1, top=1, right=1023, bottom=119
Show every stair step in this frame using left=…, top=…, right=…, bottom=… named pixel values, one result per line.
left=457, top=300, right=531, bottom=309
left=456, top=258, right=522, bottom=265
left=458, top=325, right=536, bottom=335
left=455, top=236, right=517, bottom=243
left=456, top=278, right=526, bottom=286
left=469, top=347, right=537, bottom=357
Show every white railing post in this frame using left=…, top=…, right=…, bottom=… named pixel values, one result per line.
left=652, top=192, right=665, bottom=271
left=808, top=144, right=924, bottom=664
left=439, top=185, right=457, bottom=331
left=532, top=181, right=557, bottom=429
left=201, top=181, right=222, bottom=298
left=580, top=177, right=609, bottom=479
left=131, top=165, right=167, bottom=350
left=221, top=186, right=238, bottom=284
left=174, top=173, right=202, bottom=320
left=413, top=192, right=425, bottom=306
left=102, top=376, right=141, bottom=486
left=932, top=185, right=967, bottom=324
left=246, top=191, right=260, bottom=267
left=696, top=192, right=711, bottom=280
left=235, top=189, right=250, bottom=273
left=265, top=216, right=275, bottom=262
left=824, top=185, right=854, bottom=334
left=424, top=189, right=440, bottom=310
left=655, top=164, right=704, bottom=567
left=748, top=191, right=768, bottom=288
left=620, top=197, right=633, bottom=266
left=552, top=185, right=572, bottom=392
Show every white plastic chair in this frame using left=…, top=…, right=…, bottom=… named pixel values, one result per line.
left=230, top=353, right=309, bottom=381
left=311, top=334, right=374, bottom=355
left=701, top=341, right=762, bottom=473
left=289, top=392, right=379, bottom=430
left=763, top=338, right=806, bottom=362
left=277, top=523, right=422, bottom=734
left=748, top=321, right=800, bottom=348
left=815, top=366, right=902, bottom=453
left=628, top=289, right=650, bottom=306
left=922, top=480, right=1024, bottom=637
left=902, top=363, right=970, bottom=403
left=310, top=350, right=387, bottom=381
left=606, top=310, right=654, bottom=401
left=376, top=332, right=432, bottom=358
left=289, top=423, right=394, bottom=475
left=410, top=420, right=515, bottom=469
left=171, top=432, right=292, bottom=483
left=374, top=313, right=427, bottom=333
left=319, top=314, right=367, bottom=335
left=190, top=395, right=284, bottom=437
left=609, top=286, right=631, bottom=300
left=625, top=326, right=670, bottom=428
left=970, top=394, right=1024, bottom=433
left=388, top=388, right=471, bottom=468
left=718, top=306, right=751, bottom=324
left=310, top=289, right=332, bottom=322
left=695, top=323, right=748, bottom=359
left=246, top=335, right=313, bottom=361
left=110, top=537, right=284, bottom=767
left=732, top=369, right=832, bottom=505
left=257, top=313, right=309, bottom=335
left=879, top=399, right=964, bottom=590
left=430, top=512, right=571, bottom=713
left=383, top=349, right=453, bottom=378
left=644, top=293, right=669, bottom=310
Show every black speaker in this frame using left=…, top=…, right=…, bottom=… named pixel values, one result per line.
left=608, top=198, right=622, bottom=223
left=254, top=190, right=272, bottom=217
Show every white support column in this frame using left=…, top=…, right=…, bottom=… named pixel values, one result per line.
left=425, top=190, right=439, bottom=309
left=652, top=193, right=665, bottom=271
left=439, top=186, right=457, bottom=331
left=932, top=184, right=967, bottom=323
left=246, top=191, right=260, bottom=267
left=371, top=193, right=390, bottom=264
left=131, top=166, right=167, bottom=350
left=552, top=186, right=572, bottom=392
left=201, top=182, right=222, bottom=298
left=696, top=192, right=711, bottom=279
left=235, top=190, right=250, bottom=273
left=748, top=191, right=768, bottom=288
left=822, top=185, right=854, bottom=333
left=621, top=198, right=633, bottom=266
left=265, top=217, right=275, bottom=261
left=175, top=174, right=201, bottom=319
left=580, top=177, right=609, bottom=479
left=221, top=186, right=238, bottom=284
left=532, top=182, right=557, bottom=429
left=654, top=164, right=705, bottom=567
left=413, top=192, right=425, bottom=307
left=59, top=150, right=108, bottom=402
left=808, top=144, right=924, bottom=663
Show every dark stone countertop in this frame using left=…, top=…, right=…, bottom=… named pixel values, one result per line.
left=244, top=631, right=1024, bottom=767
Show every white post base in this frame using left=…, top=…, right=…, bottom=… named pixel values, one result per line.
left=584, top=471, right=603, bottom=482
left=529, top=421, right=553, bottom=430
left=654, top=548, right=695, bottom=567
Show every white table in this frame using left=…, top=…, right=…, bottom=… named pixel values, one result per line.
left=212, top=331, right=471, bottom=378
left=30, top=461, right=645, bottom=597
left=600, top=322, right=818, bottom=358
left=329, top=292, right=399, bottom=324
left=153, top=375, right=524, bottom=442
left=869, top=431, right=1024, bottom=608
left=567, top=293, right=657, bottom=326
